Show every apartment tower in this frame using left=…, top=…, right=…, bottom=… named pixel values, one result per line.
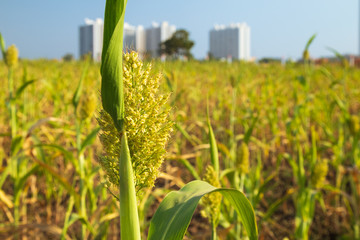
left=209, top=23, right=251, bottom=60
left=79, top=18, right=104, bottom=61
left=146, top=22, right=176, bottom=58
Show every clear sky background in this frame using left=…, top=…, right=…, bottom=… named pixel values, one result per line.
left=0, top=0, right=358, bottom=60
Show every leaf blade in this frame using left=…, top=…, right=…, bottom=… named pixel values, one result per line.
left=80, top=127, right=100, bottom=154
left=304, top=34, right=316, bottom=51
left=72, top=59, right=90, bottom=109
left=15, top=79, right=36, bottom=99
left=148, top=180, right=258, bottom=240
left=0, top=32, right=5, bottom=59
left=101, top=0, right=128, bottom=131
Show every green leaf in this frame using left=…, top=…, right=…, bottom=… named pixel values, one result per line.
left=175, top=123, right=197, bottom=146
left=220, top=168, right=236, bottom=180
left=15, top=79, right=36, bottom=99
left=164, top=72, right=174, bottom=92
left=61, top=196, right=75, bottom=240
left=296, top=75, right=306, bottom=87
left=22, top=61, right=28, bottom=83
left=11, top=135, right=23, bottom=156
left=304, top=34, right=316, bottom=51
left=262, top=188, right=295, bottom=221
left=326, top=47, right=345, bottom=61
left=32, top=144, right=78, bottom=172
left=148, top=180, right=258, bottom=240
left=64, top=213, right=95, bottom=235
left=0, top=33, right=5, bottom=59
left=176, top=158, right=200, bottom=180
left=101, top=0, right=128, bottom=131
left=171, top=89, right=185, bottom=106
left=310, top=126, right=317, bottom=168
left=119, top=133, right=141, bottom=240
left=80, top=127, right=100, bottom=154
left=29, top=154, right=80, bottom=208
left=0, top=165, right=11, bottom=189
left=207, top=103, right=219, bottom=174
left=15, top=164, right=39, bottom=197
left=243, top=115, right=258, bottom=144
left=297, top=145, right=306, bottom=189
left=208, top=120, right=219, bottom=174
left=332, top=93, right=348, bottom=113
left=68, top=213, right=85, bottom=228
left=72, top=59, right=90, bottom=109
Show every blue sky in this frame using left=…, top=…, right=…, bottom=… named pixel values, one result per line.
left=0, top=0, right=358, bottom=60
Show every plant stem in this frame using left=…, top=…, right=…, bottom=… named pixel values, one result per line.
left=229, top=84, right=237, bottom=169
left=14, top=196, right=20, bottom=226
left=239, top=173, right=245, bottom=192
left=211, top=221, right=217, bottom=240
left=119, top=133, right=141, bottom=240
left=61, top=196, right=75, bottom=240
left=13, top=191, right=21, bottom=239
left=76, top=119, right=87, bottom=238
left=8, top=66, right=20, bottom=237
left=8, top=68, right=16, bottom=138
left=355, top=220, right=360, bottom=240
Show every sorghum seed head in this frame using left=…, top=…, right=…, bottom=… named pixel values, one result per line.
left=78, top=92, right=97, bottom=121
left=311, top=159, right=328, bottom=189
left=5, top=45, right=18, bottom=67
left=348, top=115, right=359, bottom=137
left=98, top=51, right=173, bottom=194
left=236, top=142, right=249, bottom=174
left=201, top=165, right=222, bottom=225
left=303, top=50, right=310, bottom=61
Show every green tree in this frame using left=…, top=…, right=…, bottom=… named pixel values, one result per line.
left=160, top=29, right=194, bottom=60
left=62, top=53, right=74, bottom=62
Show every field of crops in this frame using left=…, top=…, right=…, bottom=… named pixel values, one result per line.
left=0, top=46, right=359, bottom=240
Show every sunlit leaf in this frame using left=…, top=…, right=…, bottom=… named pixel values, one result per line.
left=148, top=180, right=258, bottom=240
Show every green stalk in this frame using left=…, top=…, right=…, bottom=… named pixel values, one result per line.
left=61, top=196, right=75, bottom=240
left=119, top=133, right=141, bottom=240
left=239, top=173, right=245, bottom=192
left=101, top=1, right=140, bottom=239
left=352, top=134, right=359, bottom=167
left=8, top=67, right=16, bottom=138
left=101, top=0, right=128, bottom=131
left=229, top=84, right=237, bottom=169
left=211, top=220, right=217, bottom=240
left=207, top=101, right=219, bottom=174
left=8, top=65, right=19, bottom=234
left=14, top=194, right=20, bottom=226
left=22, top=63, right=28, bottom=126
left=76, top=119, right=87, bottom=238
left=13, top=194, right=20, bottom=239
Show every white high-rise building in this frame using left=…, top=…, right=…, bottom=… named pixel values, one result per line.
left=146, top=22, right=176, bottom=58
left=123, top=22, right=136, bottom=51
left=79, top=19, right=175, bottom=60
left=79, top=18, right=104, bottom=61
left=123, top=23, right=146, bottom=57
left=209, top=23, right=251, bottom=60
left=136, top=26, right=146, bottom=56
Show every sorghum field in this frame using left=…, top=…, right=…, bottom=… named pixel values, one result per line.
left=1, top=53, right=360, bottom=239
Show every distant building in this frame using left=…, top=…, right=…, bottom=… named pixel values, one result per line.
left=146, top=22, right=176, bottom=58
left=136, top=26, right=146, bottom=56
left=79, top=18, right=104, bottom=61
left=79, top=19, right=175, bottom=60
left=209, top=23, right=251, bottom=61
left=123, top=23, right=146, bottom=57
left=123, top=22, right=136, bottom=50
